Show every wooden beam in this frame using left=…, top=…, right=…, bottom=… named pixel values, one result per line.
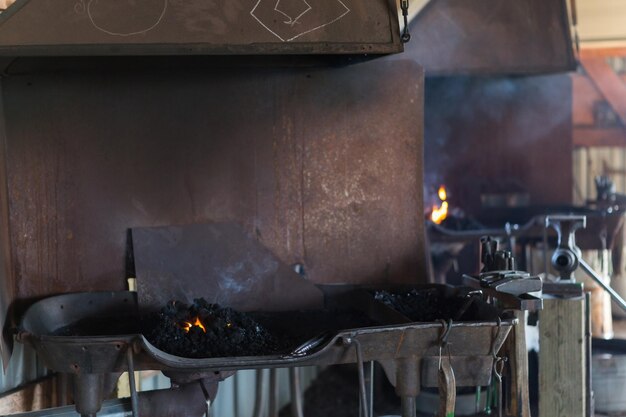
left=505, top=311, right=531, bottom=417
left=581, top=57, right=626, bottom=126
left=574, top=127, right=626, bottom=147
left=580, top=47, right=626, bottom=59
left=572, top=73, right=602, bottom=126
left=539, top=296, right=586, bottom=417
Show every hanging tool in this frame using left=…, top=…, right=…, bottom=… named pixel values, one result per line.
left=438, top=320, right=456, bottom=417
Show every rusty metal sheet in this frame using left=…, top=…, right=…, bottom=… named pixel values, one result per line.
left=396, top=0, right=575, bottom=75
left=0, top=0, right=402, bottom=56
left=132, top=222, right=324, bottom=312
left=0, top=58, right=425, bottom=325
left=0, top=84, right=14, bottom=366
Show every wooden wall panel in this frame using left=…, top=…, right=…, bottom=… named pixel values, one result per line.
left=0, top=60, right=426, bottom=318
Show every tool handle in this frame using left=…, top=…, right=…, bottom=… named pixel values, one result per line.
left=438, top=360, right=456, bottom=417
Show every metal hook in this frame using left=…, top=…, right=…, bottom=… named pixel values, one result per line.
left=400, top=0, right=411, bottom=43
left=438, top=319, right=453, bottom=370
left=492, top=356, right=508, bottom=417
left=342, top=337, right=370, bottom=417
left=490, top=317, right=503, bottom=360
left=439, top=319, right=453, bottom=346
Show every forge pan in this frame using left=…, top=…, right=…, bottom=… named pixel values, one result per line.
left=17, top=289, right=515, bottom=383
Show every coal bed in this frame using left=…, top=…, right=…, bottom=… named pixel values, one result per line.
left=373, top=287, right=492, bottom=322
left=141, top=299, right=286, bottom=358
left=140, top=287, right=494, bottom=359
left=141, top=298, right=377, bottom=359
left=49, top=287, right=501, bottom=360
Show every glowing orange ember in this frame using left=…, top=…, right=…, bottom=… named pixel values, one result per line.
left=438, top=185, right=447, bottom=201
left=430, top=185, right=449, bottom=224
left=182, top=317, right=206, bottom=333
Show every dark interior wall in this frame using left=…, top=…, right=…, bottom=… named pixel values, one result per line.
left=0, top=59, right=426, bottom=314
left=424, top=74, right=573, bottom=216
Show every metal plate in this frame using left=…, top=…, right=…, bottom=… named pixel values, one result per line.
left=1, top=59, right=425, bottom=309
left=0, top=0, right=402, bottom=55
left=397, top=0, right=575, bottom=75
left=132, top=222, right=324, bottom=312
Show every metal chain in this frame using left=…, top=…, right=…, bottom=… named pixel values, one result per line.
left=400, top=0, right=411, bottom=43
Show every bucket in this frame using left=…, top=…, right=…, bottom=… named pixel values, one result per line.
left=593, top=339, right=626, bottom=415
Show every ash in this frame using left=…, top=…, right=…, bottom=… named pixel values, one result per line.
left=143, top=298, right=283, bottom=358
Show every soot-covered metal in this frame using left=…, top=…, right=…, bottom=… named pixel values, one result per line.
left=19, top=285, right=517, bottom=417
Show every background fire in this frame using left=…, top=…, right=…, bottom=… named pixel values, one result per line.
left=430, top=185, right=448, bottom=224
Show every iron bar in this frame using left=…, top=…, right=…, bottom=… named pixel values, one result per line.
left=579, top=257, right=626, bottom=313
left=269, top=369, right=279, bottom=417
left=289, top=368, right=304, bottom=417
left=126, top=349, right=139, bottom=417
left=350, top=339, right=371, bottom=417
left=252, top=369, right=266, bottom=417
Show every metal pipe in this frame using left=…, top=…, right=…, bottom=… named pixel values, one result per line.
left=252, top=369, right=266, bottom=417
left=363, top=362, right=374, bottom=417
left=289, top=367, right=304, bottom=417
left=353, top=341, right=370, bottom=417
left=579, top=257, right=626, bottom=313
left=73, top=373, right=104, bottom=417
left=269, top=369, right=279, bottom=417
left=126, top=349, right=139, bottom=417
left=401, top=396, right=416, bottom=417
left=138, top=382, right=208, bottom=417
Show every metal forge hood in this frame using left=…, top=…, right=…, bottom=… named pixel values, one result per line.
left=0, top=0, right=403, bottom=56
left=399, top=0, right=577, bottom=75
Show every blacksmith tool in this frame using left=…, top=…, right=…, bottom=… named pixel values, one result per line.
left=463, top=237, right=543, bottom=311
left=438, top=320, right=456, bottom=417
left=546, top=215, right=626, bottom=312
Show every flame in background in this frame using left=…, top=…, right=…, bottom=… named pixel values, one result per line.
left=431, top=185, right=448, bottom=224
left=438, top=185, right=447, bottom=201
left=182, top=317, right=206, bottom=333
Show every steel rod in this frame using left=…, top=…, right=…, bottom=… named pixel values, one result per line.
left=365, top=362, right=374, bottom=417
left=354, top=341, right=370, bottom=417
left=289, top=367, right=304, bottom=417
left=269, top=369, right=279, bottom=417
left=252, top=369, right=266, bottom=417
left=579, top=258, right=626, bottom=313
left=126, top=349, right=139, bottom=417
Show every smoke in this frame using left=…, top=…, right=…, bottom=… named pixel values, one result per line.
left=424, top=74, right=572, bottom=211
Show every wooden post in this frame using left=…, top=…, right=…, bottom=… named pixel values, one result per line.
left=539, top=296, right=586, bottom=417
left=506, top=310, right=531, bottom=417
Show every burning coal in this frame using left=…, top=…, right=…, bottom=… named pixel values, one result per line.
left=143, top=299, right=284, bottom=358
